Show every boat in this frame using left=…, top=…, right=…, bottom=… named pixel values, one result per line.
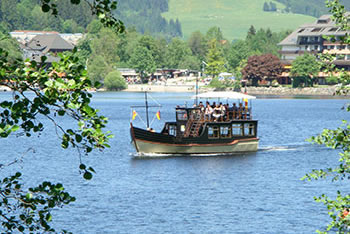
left=130, top=91, right=259, bottom=155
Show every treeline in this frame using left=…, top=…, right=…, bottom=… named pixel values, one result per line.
left=116, top=0, right=182, bottom=38
left=263, top=2, right=277, bottom=12
left=0, top=0, right=92, bottom=33
left=276, top=0, right=350, bottom=17
left=0, top=0, right=181, bottom=38
left=75, top=21, right=289, bottom=86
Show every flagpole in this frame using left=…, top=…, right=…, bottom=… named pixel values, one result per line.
left=195, top=75, right=198, bottom=106
left=145, top=91, right=150, bottom=129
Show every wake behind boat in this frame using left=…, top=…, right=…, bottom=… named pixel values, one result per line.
left=130, top=91, right=259, bottom=155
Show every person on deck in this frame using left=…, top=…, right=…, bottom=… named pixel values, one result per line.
left=212, top=104, right=222, bottom=121
left=204, top=102, right=213, bottom=121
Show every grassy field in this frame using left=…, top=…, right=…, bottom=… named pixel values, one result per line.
left=162, top=0, right=316, bottom=40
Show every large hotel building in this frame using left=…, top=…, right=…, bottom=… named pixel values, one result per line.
left=278, top=13, right=350, bottom=81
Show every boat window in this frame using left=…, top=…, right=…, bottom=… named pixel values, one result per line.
left=176, top=110, right=188, bottom=121
left=220, top=126, right=231, bottom=138
left=244, top=123, right=255, bottom=136
left=169, top=125, right=176, bottom=136
left=208, top=126, right=219, bottom=139
left=232, top=123, right=243, bottom=136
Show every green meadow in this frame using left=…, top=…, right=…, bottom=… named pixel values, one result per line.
left=162, top=0, right=315, bottom=40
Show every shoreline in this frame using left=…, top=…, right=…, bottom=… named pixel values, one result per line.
left=122, top=84, right=341, bottom=97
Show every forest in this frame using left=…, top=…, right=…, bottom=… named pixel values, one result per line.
left=0, top=0, right=181, bottom=38
left=276, top=0, right=350, bottom=17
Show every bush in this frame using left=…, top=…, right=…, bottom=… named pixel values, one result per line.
left=326, top=76, right=339, bottom=85
left=104, top=70, right=127, bottom=91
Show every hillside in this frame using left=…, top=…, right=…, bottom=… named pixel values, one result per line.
left=162, top=0, right=316, bottom=40
left=276, top=0, right=350, bottom=17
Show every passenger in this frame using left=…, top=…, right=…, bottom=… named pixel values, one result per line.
left=204, top=102, right=213, bottom=121
left=211, top=101, right=216, bottom=109
left=238, top=103, right=244, bottom=119
left=212, top=104, right=221, bottom=121
left=219, top=102, right=226, bottom=120
left=198, top=101, right=205, bottom=112
left=231, top=103, right=238, bottom=119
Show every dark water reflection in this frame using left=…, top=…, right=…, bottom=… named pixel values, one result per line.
left=0, top=92, right=349, bottom=233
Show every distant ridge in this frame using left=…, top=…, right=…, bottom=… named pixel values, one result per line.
left=162, top=0, right=316, bottom=40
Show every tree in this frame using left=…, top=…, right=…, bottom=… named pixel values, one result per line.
left=130, top=45, right=156, bottom=83
left=263, top=2, right=270, bottom=11
left=0, top=1, right=120, bottom=232
left=104, top=70, right=127, bottom=90
left=301, top=1, right=350, bottom=233
left=246, top=25, right=256, bottom=40
left=242, top=54, right=283, bottom=86
left=87, top=55, right=111, bottom=85
left=188, top=31, right=208, bottom=62
left=205, top=39, right=226, bottom=78
left=226, top=40, right=254, bottom=71
left=164, top=38, right=192, bottom=68
left=290, top=53, right=320, bottom=87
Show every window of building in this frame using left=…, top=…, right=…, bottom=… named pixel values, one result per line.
left=314, top=45, right=319, bottom=50
left=232, top=123, right=243, bottom=136
left=330, top=45, right=335, bottom=49
left=208, top=126, right=219, bottom=139
left=339, top=45, right=346, bottom=50
left=329, top=27, right=338, bottom=32
left=346, top=55, right=350, bottom=60
left=244, top=123, right=255, bottom=136
left=220, top=126, right=231, bottom=138
left=298, top=29, right=305, bottom=33
left=311, top=28, right=322, bottom=32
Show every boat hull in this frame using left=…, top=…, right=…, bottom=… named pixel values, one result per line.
left=132, top=138, right=259, bottom=154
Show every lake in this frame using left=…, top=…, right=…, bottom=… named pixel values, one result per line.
left=0, top=92, right=349, bottom=233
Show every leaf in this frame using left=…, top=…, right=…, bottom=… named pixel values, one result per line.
left=83, top=171, right=93, bottom=180
left=42, top=4, right=50, bottom=12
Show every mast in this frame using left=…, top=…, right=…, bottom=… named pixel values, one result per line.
left=145, top=91, right=150, bottom=128
left=195, top=75, right=198, bottom=106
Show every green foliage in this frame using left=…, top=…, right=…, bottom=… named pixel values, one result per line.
left=104, top=70, right=127, bottom=91
left=0, top=172, right=75, bottom=232
left=165, top=38, right=192, bottom=68
left=326, top=76, right=339, bottom=85
left=275, top=0, right=350, bottom=18
left=205, top=39, right=226, bottom=77
left=303, top=2, right=350, bottom=233
left=0, top=1, right=120, bottom=233
left=87, top=55, right=111, bottom=85
left=163, top=0, right=315, bottom=40
left=290, top=53, right=320, bottom=87
left=130, top=45, right=156, bottom=82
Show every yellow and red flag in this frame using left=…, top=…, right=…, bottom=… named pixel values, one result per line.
left=243, top=98, right=248, bottom=110
left=156, top=110, right=161, bottom=120
left=132, top=110, right=138, bottom=120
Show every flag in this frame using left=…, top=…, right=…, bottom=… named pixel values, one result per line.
left=132, top=110, right=138, bottom=120
left=243, top=98, right=248, bottom=109
left=156, top=110, right=161, bottom=120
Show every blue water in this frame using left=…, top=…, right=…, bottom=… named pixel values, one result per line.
left=1, top=92, right=349, bottom=233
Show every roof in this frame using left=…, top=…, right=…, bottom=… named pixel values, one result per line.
left=278, top=13, right=350, bottom=46
left=26, top=34, right=74, bottom=53
left=192, top=91, right=256, bottom=100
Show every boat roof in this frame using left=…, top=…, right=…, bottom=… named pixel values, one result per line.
left=192, top=91, right=256, bottom=100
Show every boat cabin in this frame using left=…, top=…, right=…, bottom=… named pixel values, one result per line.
left=161, top=106, right=258, bottom=141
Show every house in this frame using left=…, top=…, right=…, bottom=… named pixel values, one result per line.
left=278, top=13, right=350, bottom=84
left=23, top=33, right=74, bottom=63
left=10, top=31, right=83, bottom=64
